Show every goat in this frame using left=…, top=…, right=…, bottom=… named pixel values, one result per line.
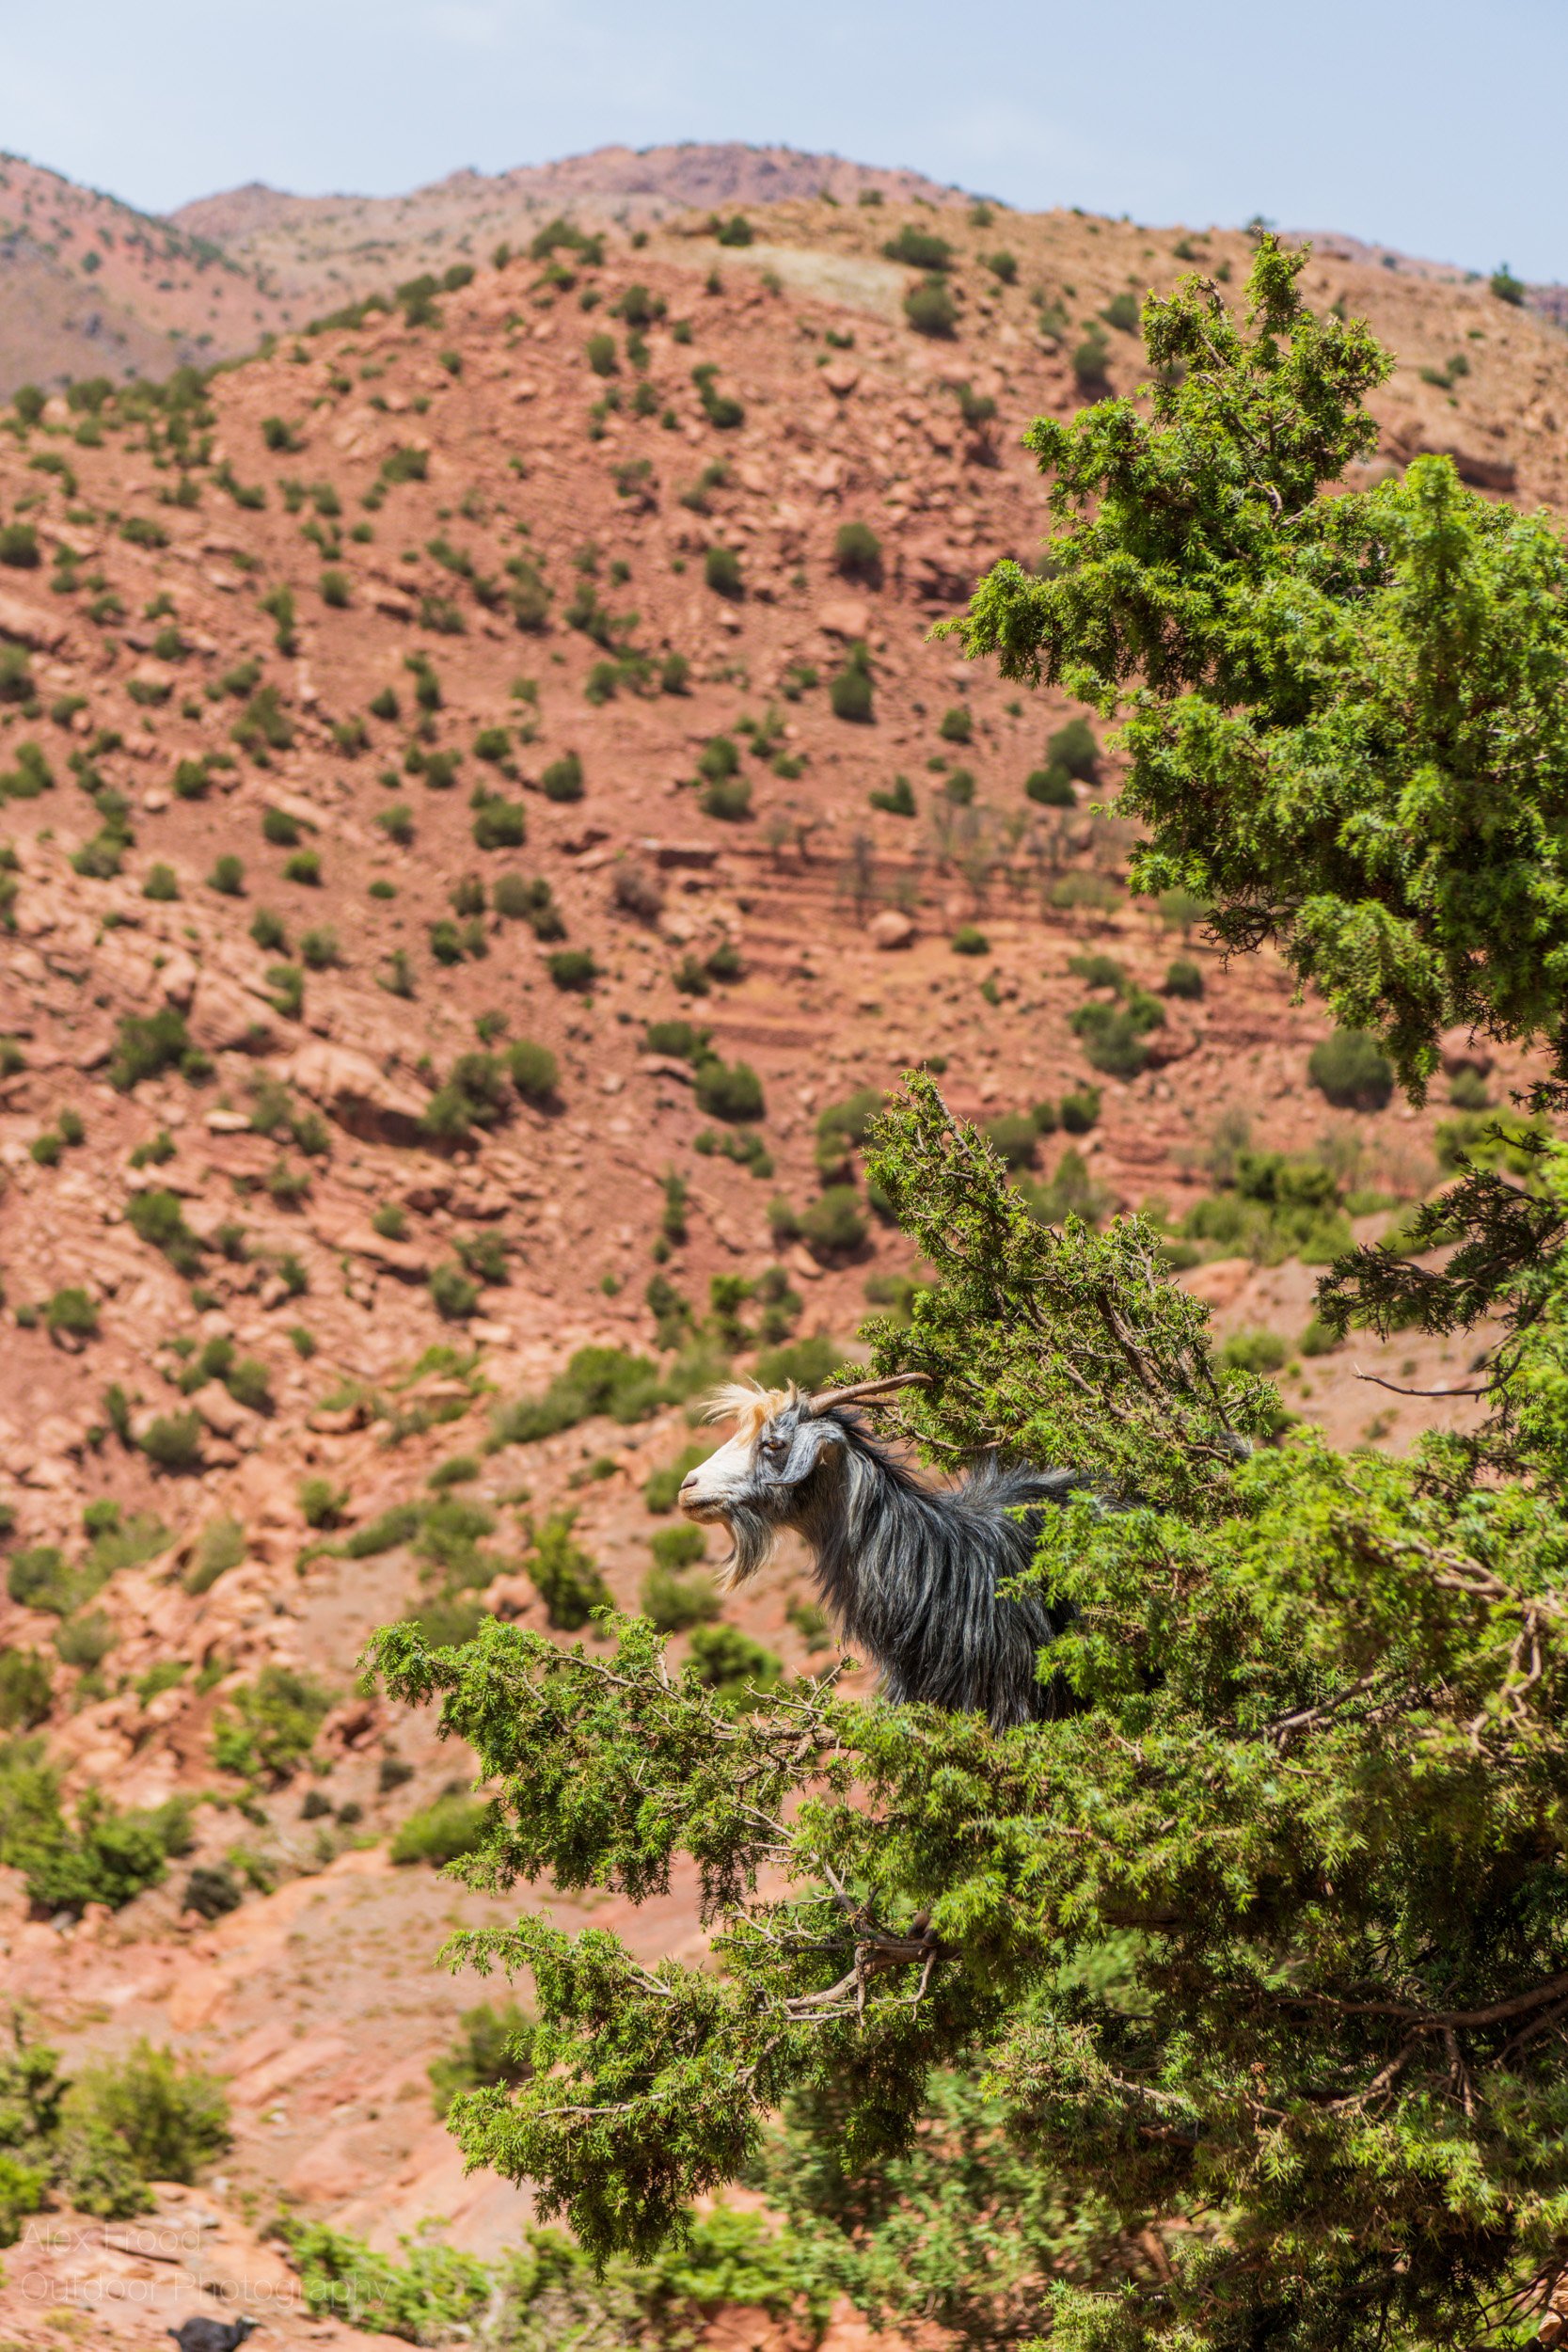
left=679, top=1375, right=1081, bottom=1729
left=168, top=2319, right=259, bottom=2352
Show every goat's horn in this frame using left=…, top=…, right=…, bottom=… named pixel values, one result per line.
left=809, top=1372, right=931, bottom=1412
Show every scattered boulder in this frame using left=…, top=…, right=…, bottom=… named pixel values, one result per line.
left=285, top=1040, right=429, bottom=1146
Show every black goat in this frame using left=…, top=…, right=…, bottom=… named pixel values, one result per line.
left=168, top=2317, right=259, bottom=2352
left=679, top=1375, right=1079, bottom=1728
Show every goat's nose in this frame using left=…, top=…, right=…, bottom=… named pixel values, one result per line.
left=678, top=1470, right=698, bottom=1491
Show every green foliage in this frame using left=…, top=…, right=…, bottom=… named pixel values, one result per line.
left=687, top=1622, right=784, bottom=1706
left=390, top=1794, right=494, bottom=1867
left=871, top=772, right=916, bottom=816
left=884, top=225, right=954, bottom=271
left=62, top=2041, right=230, bottom=2200
left=798, top=1185, right=868, bottom=1259
left=704, top=543, right=743, bottom=597
left=829, top=640, right=875, bottom=722
left=834, top=520, right=882, bottom=581
left=184, top=1514, right=246, bottom=1594
left=693, top=1057, right=765, bottom=1122
left=493, top=1346, right=670, bottom=1446
left=282, top=2219, right=489, bottom=2338
left=0, top=2026, right=227, bottom=2230
left=1308, top=1025, right=1395, bottom=1110
left=430, top=1263, right=480, bottom=1322
left=816, top=1087, right=882, bottom=1181
left=546, top=946, right=598, bottom=992
left=212, top=1664, right=331, bottom=1784
left=504, top=1037, right=558, bottom=1103
left=429, top=1999, right=534, bottom=2117
left=357, top=238, right=1568, bottom=2352
left=0, top=1741, right=191, bottom=1914
left=541, top=751, right=584, bottom=802
left=526, top=1512, right=610, bottom=1630
left=140, top=1411, right=204, bottom=1473
left=108, top=1006, right=192, bottom=1092
left=1180, top=1146, right=1355, bottom=1266
left=955, top=235, right=1568, bottom=1099
left=641, top=1561, right=721, bottom=1634
left=1070, top=987, right=1165, bottom=1077
left=0, top=1647, right=53, bottom=1731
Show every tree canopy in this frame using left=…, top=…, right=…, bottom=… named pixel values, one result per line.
left=372, top=242, right=1568, bottom=2350
left=959, top=239, right=1568, bottom=1100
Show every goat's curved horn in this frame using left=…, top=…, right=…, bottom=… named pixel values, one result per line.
left=808, top=1371, right=931, bottom=1413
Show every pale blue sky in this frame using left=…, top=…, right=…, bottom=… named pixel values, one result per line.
left=3, top=0, right=1562, bottom=279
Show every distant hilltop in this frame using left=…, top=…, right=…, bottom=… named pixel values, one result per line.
left=167, top=141, right=974, bottom=243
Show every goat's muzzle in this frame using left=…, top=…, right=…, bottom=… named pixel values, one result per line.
left=677, top=1471, right=727, bottom=1523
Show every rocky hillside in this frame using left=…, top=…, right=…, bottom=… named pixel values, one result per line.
left=0, top=196, right=1549, bottom=2343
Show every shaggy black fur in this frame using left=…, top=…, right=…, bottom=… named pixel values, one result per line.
left=707, top=1396, right=1080, bottom=1729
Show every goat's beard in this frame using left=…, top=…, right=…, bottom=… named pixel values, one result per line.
left=713, top=1504, right=778, bottom=1591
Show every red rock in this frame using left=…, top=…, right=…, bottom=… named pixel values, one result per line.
left=0, top=591, right=69, bottom=650
left=1438, top=1028, right=1495, bottom=1076
left=817, top=596, right=872, bottom=639
left=287, top=1039, right=429, bottom=1145
left=868, top=910, right=915, bottom=949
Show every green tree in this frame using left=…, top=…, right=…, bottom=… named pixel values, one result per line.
left=371, top=243, right=1568, bottom=2351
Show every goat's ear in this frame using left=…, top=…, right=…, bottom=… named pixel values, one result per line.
left=774, top=1413, right=847, bottom=1486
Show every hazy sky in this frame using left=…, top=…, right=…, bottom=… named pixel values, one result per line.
left=2, top=0, right=1562, bottom=278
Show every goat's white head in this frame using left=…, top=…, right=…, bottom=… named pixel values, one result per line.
left=679, top=1374, right=928, bottom=1586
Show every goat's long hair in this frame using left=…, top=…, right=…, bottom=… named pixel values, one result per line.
left=703, top=1385, right=1080, bottom=1729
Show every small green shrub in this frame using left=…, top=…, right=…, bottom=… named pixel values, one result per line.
left=1048, top=716, right=1101, bottom=780
left=526, top=1512, right=610, bottom=1629
left=800, top=1186, right=868, bottom=1259
left=694, top=1057, right=764, bottom=1121
left=641, top=1564, right=721, bottom=1633
left=1164, top=957, right=1204, bottom=998
left=541, top=751, right=584, bottom=803
left=705, top=544, right=743, bottom=597
left=1025, top=762, right=1075, bottom=805
left=430, top=1263, right=481, bottom=1322
left=55, top=1610, right=116, bottom=1670
left=280, top=2219, right=490, bottom=2337
left=140, top=1412, right=204, bottom=1472
left=391, top=1794, right=493, bottom=1867
left=905, top=278, right=958, bottom=337
left=834, top=520, right=882, bottom=580
left=506, top=1038, right=559, bottom=1103
left=687, top=1623, right=784, bottom=1707
left=829, top=643, right=874, bottom=723
left=60, top=2039, right=230, bottom=2204
left=45, top=1286, right=99, bottom=1342
left=884, top=225, right=955, bottom=271
left=1308, top=1028, right=1395, bottom=1111
left=108, top=1008, right=193, bottom=1093
left=1218, top=1328, right=1291, bottom=1376
left=0, top=1647, right=53, bottom=1730
left=951, top=924, right=989, bottom=956
left=701, top=774, right=752, bottom=820
left=212, top=1664, right=331, bottom=1783
left=429, top=2000, right=534, bottom=2117
left=184, top=1516, right=246, bottom=1594
left=547, top=947, right=599, bottom=992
